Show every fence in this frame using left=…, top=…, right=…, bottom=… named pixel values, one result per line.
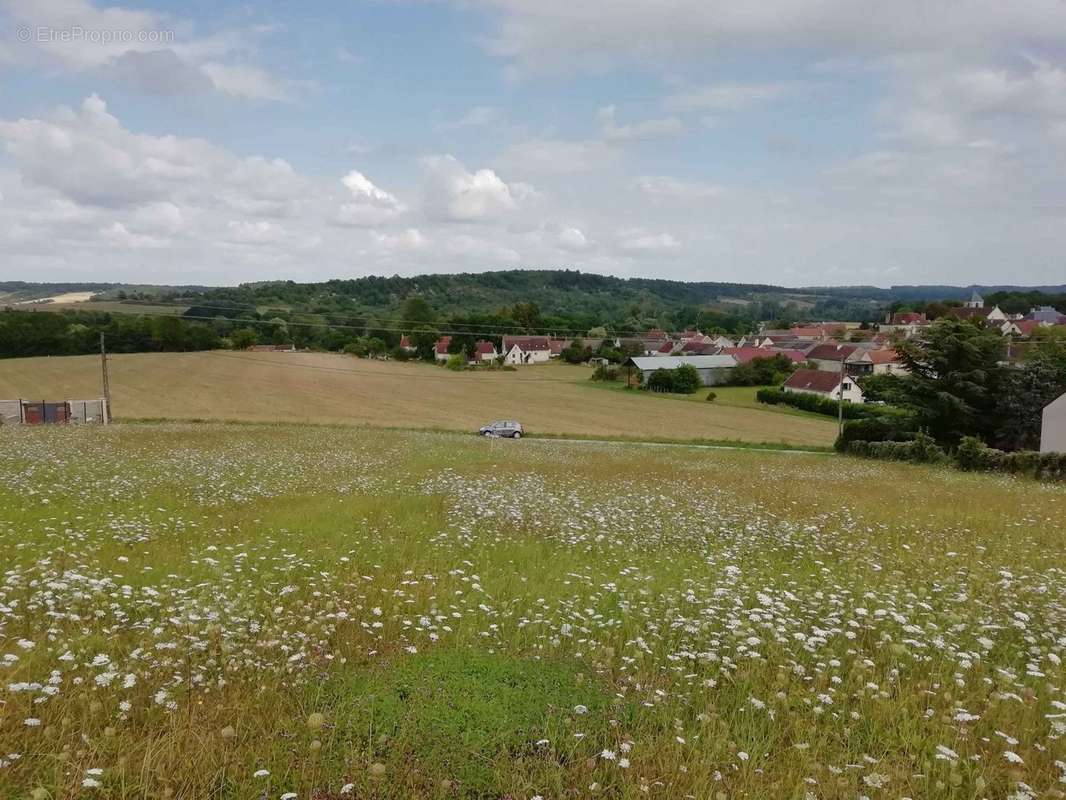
left=0, top=398, right=109, bottom=425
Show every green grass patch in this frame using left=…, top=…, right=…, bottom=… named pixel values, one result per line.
left=317, top=650, right=615, bottom=798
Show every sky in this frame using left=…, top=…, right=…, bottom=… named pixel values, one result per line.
left=2, top=1, right=1066, bottom=288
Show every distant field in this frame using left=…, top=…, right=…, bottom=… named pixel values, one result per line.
left=0, top=351, right=837, bottom=446
left=29, top=300, right=188, bottom=315
left=0, top=423, right=1063, bottom=798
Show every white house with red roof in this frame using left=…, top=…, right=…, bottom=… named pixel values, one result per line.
left=784, top=368, right=864, bottom=403
left=473, top=340, right=498, bottom=362
left=433, top=335, right=453, bottom=361
left=502, top=335, right=552, bottom=365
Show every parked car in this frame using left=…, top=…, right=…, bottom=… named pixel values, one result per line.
left=479, top=420, right=524, bottom=438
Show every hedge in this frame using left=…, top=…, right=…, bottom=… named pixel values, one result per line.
left=844, top=432, right=946, bottom=464
left=954, top=436, right=1066, bottom=480
left=757, top=387, right=907, bottom=421
left=844, top=434, right=1066, bottom=481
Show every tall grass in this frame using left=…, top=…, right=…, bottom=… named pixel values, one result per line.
left=0, top=423, right=1063, bottom=798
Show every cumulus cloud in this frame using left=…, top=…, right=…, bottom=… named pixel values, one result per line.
left=0, top=94, right=216, bottom=207
left=421, top=154, right=536, bottom=222
left=336, top=170, right=406, bottom=227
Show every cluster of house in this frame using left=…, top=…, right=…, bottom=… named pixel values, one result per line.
left=625, top=328, right=908, bottom=404
left=881, top=292, right=1066, bottom=339
left=412, top=326, right=909, bottom=405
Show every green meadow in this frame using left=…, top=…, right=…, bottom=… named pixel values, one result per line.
left=1, top=423, right=1064, bottom=799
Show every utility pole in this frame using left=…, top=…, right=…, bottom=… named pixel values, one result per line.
left=837, top=356, right=846, bottom=440
left=100, top=332, right=111, bottom=424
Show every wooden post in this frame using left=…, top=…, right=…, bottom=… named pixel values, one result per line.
left=100, top=333, right=111, bottom=424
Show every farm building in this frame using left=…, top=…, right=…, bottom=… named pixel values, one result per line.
left=783, top=369, right=864, bottom=403
left=1042, top=392, right=1066, bottom=453
left=624, top=355, right=737, bottom=387
left=0, top=398, right=109, bottom=425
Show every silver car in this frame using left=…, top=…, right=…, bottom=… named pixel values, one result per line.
left=479, top=420, right=524, bottom=438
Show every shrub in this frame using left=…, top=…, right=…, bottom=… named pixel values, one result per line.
left=590, top=364, right=619, bottom=382
left=705, top=391, right=717, bottom=402
left=646, top=369, right=675, bottom=393
left=444, top=353, right=466, bottom=371
left=672, top=364, right=702, bottom=394
left=834, top=416, right=916, bottom=452
left=343, top=340, right=368, bottom=357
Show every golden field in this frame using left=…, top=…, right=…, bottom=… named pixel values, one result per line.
left=0, top=351, right=837, bottom=446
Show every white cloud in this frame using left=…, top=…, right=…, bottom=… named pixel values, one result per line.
left=0, top=94, right=216, bottom=207
left=226, top=220, right=287, bottom=244
left=369, top=227, right=428, bottom=252
left=422, top=154, right=535, bottom=222
left=1, top=0, right=294, bottom=100
left=99, top=221, right=170, bottom=249
left=598, top=105, right=682, bottom=141
left=557, top=226, right=590, bottom=250
left=336, top=170, right=406, bottom=227
left=199, top=63, right=295, bottom=102
left=472, top=0, right=1066, bottom=70
left=617, top=228, right=680, bottom=253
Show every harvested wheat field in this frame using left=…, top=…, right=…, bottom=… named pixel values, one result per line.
left=0, top=423, right=1064, bottom=798
left=0, top=351, right=836, bottom=447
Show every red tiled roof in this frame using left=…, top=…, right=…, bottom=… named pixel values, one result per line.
left=890, top=312, right=927, bottom=325
left=474, top=340, right=496, bottom=355
left=434, top=335, right=452, bottom=355
left=866, top=348, right=902, bottom=364
left=503, top=335, right=551, bottom=352
left=656, top=340, right=675, bottom=353
left=784, top=368, right=843, bottom=394
left=680, top=341, right=717, bottom=354
left=947, top=307, right=990, bottom=320
left=719, top=347, right=810, bottom=365
left=806, top=342, right=859, bottom=361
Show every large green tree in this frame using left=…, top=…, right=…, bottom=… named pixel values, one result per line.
left=994, top=340, right=1066, bottom=451
left=895, top=319, right=1006, bottom=446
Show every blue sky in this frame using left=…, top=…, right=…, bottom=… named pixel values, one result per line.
left=2, top=0, right=1066, bottom=286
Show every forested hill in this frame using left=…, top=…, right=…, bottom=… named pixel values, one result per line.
left=163, top=270, right=880, bottom=324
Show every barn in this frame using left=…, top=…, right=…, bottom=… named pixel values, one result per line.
left=624, top=355, right=737, bottom=387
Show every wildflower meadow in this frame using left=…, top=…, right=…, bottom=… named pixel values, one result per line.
left=1, top=423, right=1064, bottom=799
